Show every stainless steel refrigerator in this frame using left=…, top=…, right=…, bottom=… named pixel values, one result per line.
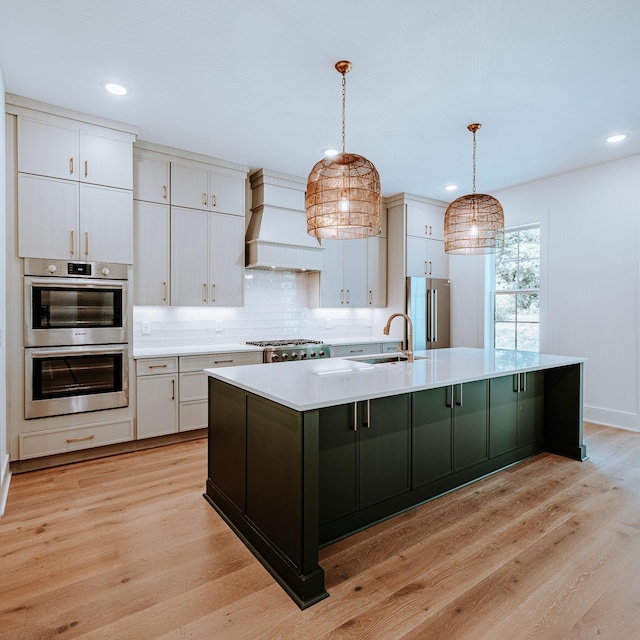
left=406, top=277, right=451, bottom=350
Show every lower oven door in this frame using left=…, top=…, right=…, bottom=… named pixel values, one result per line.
left=25, top=344, right=129, bottom=419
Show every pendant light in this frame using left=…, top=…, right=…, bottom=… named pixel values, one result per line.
left=444, top=123, right=504, bottom=254
left=306, top=61, right=382, bottom=239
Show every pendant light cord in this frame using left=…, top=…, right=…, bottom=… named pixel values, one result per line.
left=472, top=128, right=477, bottom=195
left=341, top=72, right=347, bottom=155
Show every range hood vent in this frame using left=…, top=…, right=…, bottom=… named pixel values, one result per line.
left=246, top=169, right=324, bottom=272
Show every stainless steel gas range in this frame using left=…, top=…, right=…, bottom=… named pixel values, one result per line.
left=246, top=339, right=330, bottom=363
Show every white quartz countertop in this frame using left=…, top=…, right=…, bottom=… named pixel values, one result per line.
left=205, top=347, right=586, bottom=412
left=134, top=343, right=263, bottom=358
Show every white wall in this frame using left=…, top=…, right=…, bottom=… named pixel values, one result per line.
left=0, top=67, right=11, bottom=514
left=451, top=154, right=640, bottom=431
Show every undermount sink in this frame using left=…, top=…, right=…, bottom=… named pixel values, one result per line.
left=346, top=354, right=429, bottom=365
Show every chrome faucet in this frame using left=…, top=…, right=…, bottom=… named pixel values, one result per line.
left=383, top=312, right=414, bottom=362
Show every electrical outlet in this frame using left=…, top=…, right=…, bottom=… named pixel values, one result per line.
left=141, top=321, right=151, bottom=336
left=216, top=321, right=223, bottom=332
left=325, top=318, right=332, bottom=329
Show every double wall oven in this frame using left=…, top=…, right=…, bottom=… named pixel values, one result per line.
left=24, top=258, right=129, bottom=419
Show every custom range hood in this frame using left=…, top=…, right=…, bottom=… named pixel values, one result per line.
left=246, top=169, right=324, bottom=272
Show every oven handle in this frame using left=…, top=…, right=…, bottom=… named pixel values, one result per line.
left=27, top=277, right=127, bottom=289
left=29, top=345, right=128, bottom=359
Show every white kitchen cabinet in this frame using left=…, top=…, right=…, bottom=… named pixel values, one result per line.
left=18, top=174, right=132, bottom=263
left=18, top=113, right=133, bottom=189
left=178, top=352, right=263, bottom=431
left=133, top=201, right=170, bottom=305
left=330, top=342, right=383, bottom=357
left=170, top=207, right=244, bottom=307
left=406, top=236, right=448, bottom=278
left=171, top=159, right=245, bottom=216
left=136, top=357, right=178, bottom=439
left=314, top=236, right=386, bottom=308
left=406, top=202, right=445, bottom=241
left=367, top=236, right=387, bottom=306
left=133, top=148, right=170, bottom=204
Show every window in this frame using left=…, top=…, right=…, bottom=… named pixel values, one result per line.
left=494, top=225, right=540, bottom=351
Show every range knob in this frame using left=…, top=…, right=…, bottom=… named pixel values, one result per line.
left=291, top=352, right=299, bottom=360
left=301, top=352, right=308, bottom=359
left=48, top=264, right=57, bottom=273
left=271, top=354, right=280, bottom=362
left=319, top=350, right=325, bottom=357
left=282, top=353, right=289, bottom=361
left=101, top=267, right=110, bottom=276
left=310, top=352, right=316, bottom=358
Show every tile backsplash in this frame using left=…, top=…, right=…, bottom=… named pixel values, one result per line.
left=133, top=270, right=383, bottom=348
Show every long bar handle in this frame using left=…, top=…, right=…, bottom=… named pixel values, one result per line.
left=162, top=281, right=167, bottom=302
left=346, top=289, right=350, bottom=304
left=163, top=185, right=167, bottom=200
left=353, top=402, right=358, bottom=432
left=84, top=160, right=88, bottom=178
left=366, top=399, right=371, bottom=428
left=84, top=231, right=89, bottom=256
left=211, top=194, right=217, bottom=207
left=213, top=359, right=234, bottom=365
left=70, top=230, right=75, bottom=255
left=446, top=385, right=453, bottom=408
left=432, top=288, right=438, bottom=343
left=69, top=157, right=74, bottom=175
left=340, top=289, right=344, bottom=304
left=513, top=374, right=519, bottom=393
left=456, top=384, right=463, bottom=406
left=520, top=372, right=527, bottom=392
left=171, top=379, right=175, bottom=400
left=368, top=290, right=373, bottom=305
left=66, top=434, right=94, bottom=443
left=203, top=284, right=207, bottom=302
left=148, top=364, right=168, bottom=369
left=211, top=284, right=216, bottom=303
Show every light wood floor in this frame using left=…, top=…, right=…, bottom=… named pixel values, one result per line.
left=1, top=422, right=639, bottom=639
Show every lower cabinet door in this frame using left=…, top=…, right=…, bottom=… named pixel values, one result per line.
left=412, top=386, right=453, bottom=487
left=517, top=370, right=544, bottom=445
left=319, top=403, right=358, bottom=524
left=359, top=395, right=411, bottom=508
left=136, top=374, right=178, bottom=439
left=489, top=375, right=519, bottom=457
left=453, top=380, right=488, bottom=471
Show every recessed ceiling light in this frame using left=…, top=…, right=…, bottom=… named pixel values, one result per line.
left=445, top=185, right=458, bottom=191
left=606, top=134, right=626, bottom=143
left=104, top=83, right=128, bottom=96
left=323, top=149, right=339, bottom=157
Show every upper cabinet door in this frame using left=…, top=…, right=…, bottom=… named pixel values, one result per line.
left=209, top=169, right=245, bottom=216
left=170, top=162, right=209, bottom=210
left=79, top=130, right=133, bottom=190
left=406, top=203, right=445, bottom=241
left=134, top=151, right=170, bottom=204
left=209, top=213, right=244, bottom=306
left=17, top=116, right=78, bottom=181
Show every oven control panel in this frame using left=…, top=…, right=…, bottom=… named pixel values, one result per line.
left=24, top=258, right=128, bottom=280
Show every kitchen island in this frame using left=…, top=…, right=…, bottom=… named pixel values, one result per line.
left=204, top=347, right=586, bottom=608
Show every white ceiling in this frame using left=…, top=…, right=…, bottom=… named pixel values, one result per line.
left=1, top=0, right=639, bottom=200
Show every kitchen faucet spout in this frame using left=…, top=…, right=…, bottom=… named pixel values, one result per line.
left=383, top=313, right=414, bottom=362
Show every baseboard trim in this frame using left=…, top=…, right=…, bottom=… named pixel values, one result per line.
left=583, top=405, right=639, bottom=432
left=0, top=454, right=12, bottom=517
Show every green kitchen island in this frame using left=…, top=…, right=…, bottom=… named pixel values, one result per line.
left=204, top=347, right=586, bottom=609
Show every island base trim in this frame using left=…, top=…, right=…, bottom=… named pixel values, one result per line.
left=204, top=482, right=328, bottom=609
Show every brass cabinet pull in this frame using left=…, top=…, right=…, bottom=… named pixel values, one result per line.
left=162, top=281, right=167, bottom=302
left=353, top=402, right=358, bottom=432
left=70, top=230, right=75, bottom=255
left=346, top=289, right=350, bottom=304
left=163, top=185, right=167, bottom=199
left=171, top=379, right=175, bottom=400
left=365, top=399, right=371, bottom=428
left=66, top=434, right=94, bottom=443
left=84, top=160, right=88, bottom=178
left=369, top=290, right=373, bottom=305
left=340, top=289, right=344, bottom=304
left=203, top=284, right=207, bottom=302
left=85, top=232, right=89, bottom=256
left=424, top=260, right=428, bottom=275
left=214, top=359, right=234, bottom=365
left=211, top=284, right=216, bottom=302
left=211, top=194, right=217, bottom=207
left=69, top=157, right=74, bottom=175
left=203, top=193, right=207, bottom=207
left=350, top=349, right=364, bottom=353
left=148, top=364, right=168, bottom=369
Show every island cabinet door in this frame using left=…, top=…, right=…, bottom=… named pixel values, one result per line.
left=517, top=371, right=544, bottom=446
left=359, top=395, right=411, bottom=509
left=412, top=386, right=454, bottom=487
left=452, top=380, right=489, bottom=472
left=489, top=375, right=519, bottom=458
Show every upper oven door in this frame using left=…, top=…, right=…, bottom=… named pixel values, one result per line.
left=24, top=276, right=128, bottom=347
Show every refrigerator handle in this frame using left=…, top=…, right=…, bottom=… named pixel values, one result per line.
left=426, top=288, right=432, bottom=342
left=432, top=288, right=438, bottom=344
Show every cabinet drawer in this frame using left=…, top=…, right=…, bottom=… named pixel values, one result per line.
left=180, top=371, right=207, bottom=401
left=20, top=419, right=134, bottom=459
left=383, top=342, right=403, bottom=353
left=180, top=400, right=208, bottom=432
left=136, top=357, right=178, bottom=376
left=331, top=343, right=383, bottom=357
left=179, top=352, right=262, bottom=372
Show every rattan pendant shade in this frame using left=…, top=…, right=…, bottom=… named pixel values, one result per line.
left=444, top=124, right=504, bottom=255
left=306, top=61, right=382, bottom=239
